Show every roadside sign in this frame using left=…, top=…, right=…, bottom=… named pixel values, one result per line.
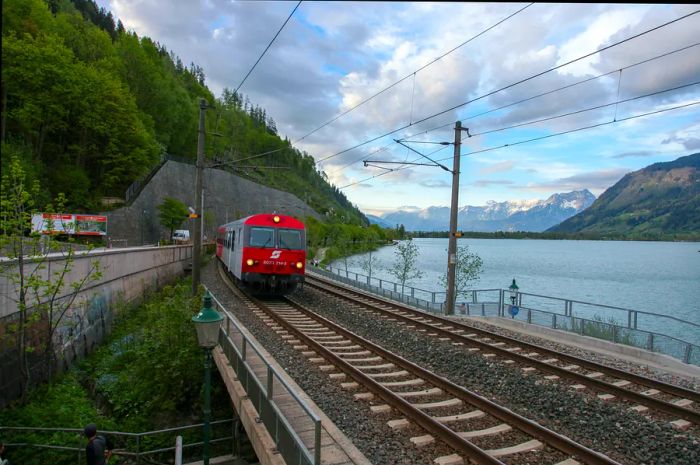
left=509, top=305, right=520, bottom=317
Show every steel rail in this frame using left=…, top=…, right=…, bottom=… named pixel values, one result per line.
left=249, top=296, right=505, bottom=465
left=281, top=296, right=622, bottom=465
left=306, top=275, right=700, bottom=424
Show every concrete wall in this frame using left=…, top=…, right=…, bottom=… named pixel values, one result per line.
left=0, top=245, right=192, bottom=407
left=103, top=161, right=321, bottom=246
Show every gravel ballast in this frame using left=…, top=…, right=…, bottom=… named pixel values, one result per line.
left=203, top=263, right=700, bottom=465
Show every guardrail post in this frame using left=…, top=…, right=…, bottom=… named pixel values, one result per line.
left=472, top=290, right=476, bottom=303
left=647, top=333, right=654, bottom=351
left=314, top=419, right=322, bottom=465
left=684, top=344, right=692, bottom=364
left=242, top=339, right=247, bottom=361
left=136, top=435, right=141, bottom=465
left=498, top=290, right=503, bottom=317
left=527, top=309, right=531, bottom=324
left=267, top=366, right=274, bottom=399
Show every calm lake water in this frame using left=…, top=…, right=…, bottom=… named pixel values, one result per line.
left=330, top=238, right=700, bottom=329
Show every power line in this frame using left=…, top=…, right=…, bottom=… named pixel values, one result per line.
left=323, top=40, right=700, bottom=178
left=317, top=9, right=699, bottom=165
left=420, top=41, right=700, bottom=136
left=293, top=3, right=534, bottom=144
left=235, top=1, right=302, bottom=94
left=469, top=81, right=700, bottom=138
left=338, top=100, right=700, bottom=189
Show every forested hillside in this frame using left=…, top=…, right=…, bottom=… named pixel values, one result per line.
left=1, top=0, right=366, bottom=224
left=549, top=153, right=700, bottom=239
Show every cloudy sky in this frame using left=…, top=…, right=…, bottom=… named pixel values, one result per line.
left=96, top=1, right=700, bottom=215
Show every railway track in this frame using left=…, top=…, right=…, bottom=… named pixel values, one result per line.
left=304, top=273, right=700, bottom=430
left=220, top=264, right=622, bottom=464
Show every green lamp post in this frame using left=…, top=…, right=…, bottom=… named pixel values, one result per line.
left=192, top=291, right=223, bottom=465
left=509, top=278, right=519, bottom=306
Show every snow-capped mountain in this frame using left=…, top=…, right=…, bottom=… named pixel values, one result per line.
left=369, top=190, right=596, bottom=232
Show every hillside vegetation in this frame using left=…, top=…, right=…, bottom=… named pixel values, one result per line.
left=549, top=153, right=700, bottom=240
left=1, top=0, right=366, bottom=224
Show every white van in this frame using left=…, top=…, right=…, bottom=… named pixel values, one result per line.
left=172, top=230, right=190, bottom=242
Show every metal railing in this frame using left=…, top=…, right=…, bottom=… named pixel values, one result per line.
left=1, top=420, right=234, bottom=464
left=208, top=288, right=322, bottom=465
left=318, top=266, right=700, bottom=366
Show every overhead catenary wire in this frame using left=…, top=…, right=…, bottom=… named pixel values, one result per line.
left=293, top=3, right=534, bottom=144
left=323, top=40, right=700, bottom=177
left=338, top=100, right=700, bottom=189
left=235, top=1, right=302, bottom=94
left=316, top=9, right=699, bottom=166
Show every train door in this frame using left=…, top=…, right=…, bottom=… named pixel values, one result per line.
left=226, top=228, right=234, bottom=274
left=233, top=227, right=243, bottom=277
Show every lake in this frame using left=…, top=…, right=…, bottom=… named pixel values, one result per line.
left=329, top=238, right=700, bottom=329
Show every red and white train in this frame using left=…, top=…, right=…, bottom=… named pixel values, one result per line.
left=216, top=213, right=306, bottom=294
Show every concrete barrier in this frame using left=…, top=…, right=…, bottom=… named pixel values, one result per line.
left=0, top=245, right=192, bottom=407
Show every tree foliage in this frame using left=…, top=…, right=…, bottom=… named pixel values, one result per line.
left=0, top=156, right=102, bottom=401
left=157, top=197, right=188, bottom=241
left=388, top=240, right=424, bottom=293
left=438, top=245, right=483, bottom=302
left=2, top=0, right=368, bottom=226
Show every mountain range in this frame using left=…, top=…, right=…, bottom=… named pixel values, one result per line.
left=369, top=190, right=596, bottom=232
left=549, top=153, right=700, bottom=236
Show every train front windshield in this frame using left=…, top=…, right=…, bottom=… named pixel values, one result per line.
left=250, top=227, right=274, bottom=248
left=248, top=227, right=303, bottom=249
left=279, top=229, right=303, bottom=249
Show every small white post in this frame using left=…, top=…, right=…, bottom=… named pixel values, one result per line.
left=175, top=435, right=183, bottom=465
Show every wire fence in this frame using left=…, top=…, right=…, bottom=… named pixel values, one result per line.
left=318, top=265, right=700, bottom=366
left=1, top=420, right=235, bottom=465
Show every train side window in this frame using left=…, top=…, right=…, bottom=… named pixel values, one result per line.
left=231, top=231, right=235, bottom=249
left=250, top=227, right=274, bottom=248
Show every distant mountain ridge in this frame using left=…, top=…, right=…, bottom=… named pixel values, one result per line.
left=370, top=190, right=596, bottom=232
left=549, top=153, right=700, bottom=236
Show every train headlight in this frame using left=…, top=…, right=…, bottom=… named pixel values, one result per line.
left=246, top=259, right=254, bottom=266
left=296, top=261, right=303, bottom=269
left=273, top=215, right=280, bottom=223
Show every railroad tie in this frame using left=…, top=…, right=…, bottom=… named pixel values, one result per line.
left=434, top=410, right=485, bottom=424
left=355, top=362, right=396, bottom=370
left=380, top=378, right=425, bottom=387
left=341, top=382, right=359, bottom=390
left=459, top=423, right=511, bottom=439
left=387, top=418, right=410, bottom=429
left=554, top=459, right=581, bottom=465
left=669, top=419, right=691, bottom=431
left=433, top=454, right=464, bottom=465
left=366, top=370, right=409, bottom=379
left=409, top=434, right=434, bottom=447
left=413, top=398, right=462, bottom=411
left=353, top=392, right=374, bottom=401
left=486, top=439, right=543, bottom=458
left=394, top=387, right=443, bottom=399
left=370, top=404, right=392, bottom=414
left=612, top=380, right=631, bottom=387
left=673, top=398, right=693, bottom=407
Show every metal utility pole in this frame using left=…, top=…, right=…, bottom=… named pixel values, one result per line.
left=445, top=121, right=462, bottom=316
left=193, top=98, right=206, bottom=296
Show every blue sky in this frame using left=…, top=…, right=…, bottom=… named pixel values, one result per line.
left=97, top=2, right=700, bottom=215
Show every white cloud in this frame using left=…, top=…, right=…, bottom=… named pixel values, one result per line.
left=95, top=1, right=700, bottom=211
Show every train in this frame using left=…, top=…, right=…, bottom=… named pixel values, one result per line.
left=216, top=213, right=306, bottom=294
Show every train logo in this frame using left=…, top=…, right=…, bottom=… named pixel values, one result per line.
left=217, top=213, right=306, bottom=294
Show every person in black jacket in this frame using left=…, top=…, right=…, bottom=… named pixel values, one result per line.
left=84, top=424, right=112, bottom=465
